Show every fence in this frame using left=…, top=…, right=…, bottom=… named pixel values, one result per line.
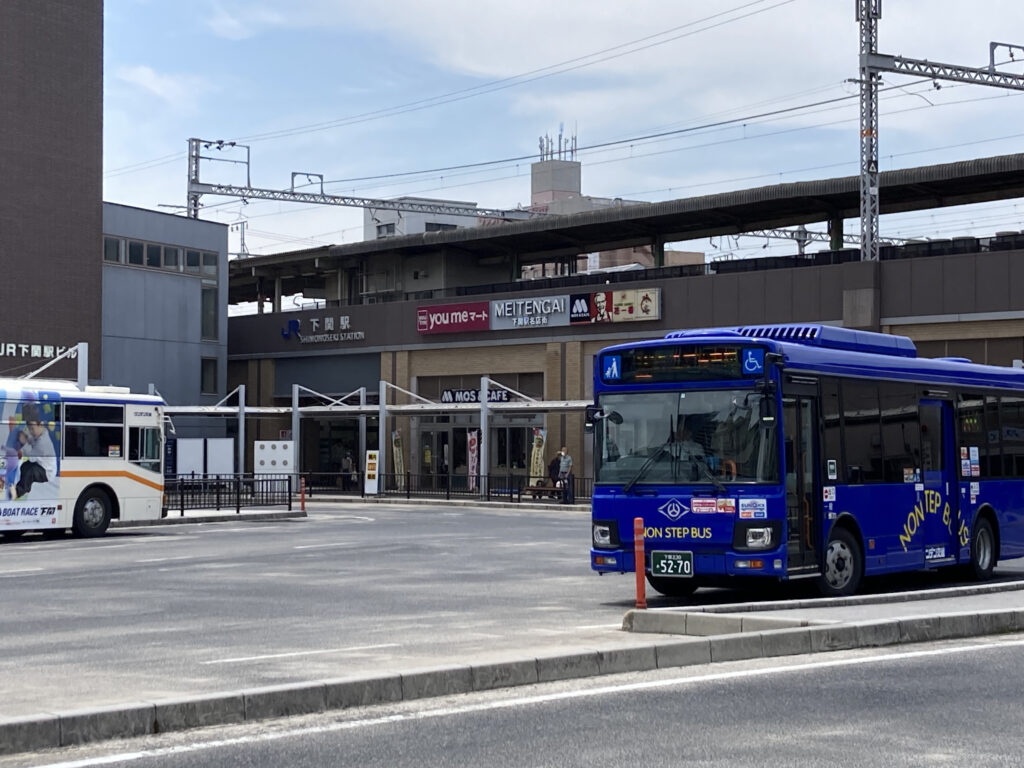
left=374, top=472, right=593, bottom=502
left=164, top=474, right=293, bottom=514
left=167, top=471, right=591, bottom=509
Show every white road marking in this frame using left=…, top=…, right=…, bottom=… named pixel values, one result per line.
left=135, top=555, right=194, bottom=563
left=293, top=542, right=349, bottom=550
left=202, top=643, right=401, bottom=665
left=575, top=623, right=622, bottom=630
left=0, top=567, right=44, bottom=577
left=32, top=637, right=1024, bottom=768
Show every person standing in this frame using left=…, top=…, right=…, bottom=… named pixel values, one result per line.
left=547, top=453, right=562, bottom=499
left=340, top=451, right=354, bottom=492
left=558, top=446, right=574, bottom=504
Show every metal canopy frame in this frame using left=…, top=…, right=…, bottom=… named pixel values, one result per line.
left=164, top=380, right=589, bottom=492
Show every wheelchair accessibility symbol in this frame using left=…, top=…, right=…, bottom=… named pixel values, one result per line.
left=742, top=348, right=764, bottom=374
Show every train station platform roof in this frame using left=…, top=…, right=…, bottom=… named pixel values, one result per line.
left=229, top=152, right=1024, bottom=304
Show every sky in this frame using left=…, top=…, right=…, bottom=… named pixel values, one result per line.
left=103, top=0, right=1024, bottom=266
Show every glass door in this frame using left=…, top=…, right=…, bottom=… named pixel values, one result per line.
left=919, top=400, right=958, bottom=564
left=783, top=396, right=819, bottom=570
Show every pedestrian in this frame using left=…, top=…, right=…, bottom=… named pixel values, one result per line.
left=341, top=451, right=354, bottom=492
left=558, top=446, right=574, bottom=504
left=548, top=453, right=562, bottom=499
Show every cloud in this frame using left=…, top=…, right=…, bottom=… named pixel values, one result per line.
left=115, top=66, right=212, bottom=113
left=203, top=2, right=296, bottom=40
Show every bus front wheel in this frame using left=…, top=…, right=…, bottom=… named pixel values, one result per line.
left=819, top=527, right=862, bottom=597
left=646, top=575, right=698, bottom=598
left=73, top=489, right=112, bottom=538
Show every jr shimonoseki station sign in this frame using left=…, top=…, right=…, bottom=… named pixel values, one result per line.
left=417, top=288, right=660, bottom=335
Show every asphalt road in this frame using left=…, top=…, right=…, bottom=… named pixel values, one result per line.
left=5, top=634, right=1024, bottom=768
left=3, top=500, right=1024, bottom=742
left=0, top=503, right=634, bottom=716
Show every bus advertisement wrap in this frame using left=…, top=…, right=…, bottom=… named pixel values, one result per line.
left=0, top=392, right=62, bottom=529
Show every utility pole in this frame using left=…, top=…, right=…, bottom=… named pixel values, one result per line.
left=230, top=220, right=249, bottom=259
left=856, top=0, right=882, bottom=263
left=857, top=2, right=1024, bottom=261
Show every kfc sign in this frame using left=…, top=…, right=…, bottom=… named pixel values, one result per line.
left=417, top=302, right=490, bottom=334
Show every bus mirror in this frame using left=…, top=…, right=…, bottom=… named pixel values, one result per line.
left=759, top=397, right=776, bottom=424
left=585, top=407, right=623, bottom=432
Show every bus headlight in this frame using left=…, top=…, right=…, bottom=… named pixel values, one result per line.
left=593, top=523, right=613, bottom=547
left=745, top=527, right=773, bottom=549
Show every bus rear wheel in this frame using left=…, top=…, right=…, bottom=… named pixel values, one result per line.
left=964, top=517, right=996, bottom=581
left=73, top=489, right=112, bottom=538
left=647, top=575, right=698, bottom=598
left=819, top=527, right=862, bottom=597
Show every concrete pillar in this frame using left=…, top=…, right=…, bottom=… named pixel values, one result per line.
left=841, top=260, right=880, bottom=331
left=828, top=215, right=844, bottom=252
left=652, top=239, right=665, bottom=268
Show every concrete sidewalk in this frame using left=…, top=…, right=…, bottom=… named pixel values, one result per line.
left=111, top=495, right=589, bottom=529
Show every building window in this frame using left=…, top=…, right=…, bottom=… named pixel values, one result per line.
left=128, top=241, right=145, bottom=265
left=201, top=358, right=218, bottom=395
left=425, top=222, right=457, bottom=232
left=146, top=243, right=162, bottom=268
left=202, top=252, right=218, bottom=276
left=164, top=247, right=181, bottom=270
left=376, top=222, right=396, bottom=239
left=201, top=284, right=218, bottom=340
left=103, top=237, right=123, bottom=263
left=185, top=250, right=201, bottom=273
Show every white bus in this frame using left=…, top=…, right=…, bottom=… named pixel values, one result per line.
left=0, top=378, right=165, bottom=539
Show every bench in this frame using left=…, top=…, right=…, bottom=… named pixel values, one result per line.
left=517, top=484, right=561, bottom=502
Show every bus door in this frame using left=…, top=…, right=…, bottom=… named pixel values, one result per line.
left=918, top=399, right=958, bottom=565
left=782, top=394, right=819, bottom=571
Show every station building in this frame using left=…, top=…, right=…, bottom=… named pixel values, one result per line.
left=227, top=154, right=1024, bottom=483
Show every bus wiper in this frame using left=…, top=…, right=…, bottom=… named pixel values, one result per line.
left=622, top=442, right=671, bottom=494
left=694, top=456, right=727, bottom=493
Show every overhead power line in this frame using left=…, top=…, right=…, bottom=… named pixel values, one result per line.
left=105, top=0, right=792, bottom=177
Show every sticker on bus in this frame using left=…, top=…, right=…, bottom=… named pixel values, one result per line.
left=738, top=498, right=766, bottom=519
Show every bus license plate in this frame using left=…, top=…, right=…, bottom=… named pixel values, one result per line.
left=650, top=551, right=693, bottom=578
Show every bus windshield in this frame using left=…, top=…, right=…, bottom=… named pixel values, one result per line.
left=595, top=389, right=778, bottom=486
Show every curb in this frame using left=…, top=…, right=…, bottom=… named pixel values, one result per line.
left=305, top=496, right=590, bottom=512
left=3, top=607, right=1024, bottom=755
left=111, top=510, right=307, bottom=528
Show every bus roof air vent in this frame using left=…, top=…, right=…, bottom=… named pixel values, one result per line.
left=664, top=328, right=744, bottom=339
left=731, top=324, right=917, bottom=358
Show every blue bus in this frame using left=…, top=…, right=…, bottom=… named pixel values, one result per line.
left=589, top=324, right=1024, bottom=597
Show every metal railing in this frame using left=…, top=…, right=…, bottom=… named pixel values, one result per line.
left=374, top=472, right=592, bottom=502
left=302, top=471, right=365, bottom=498
left=164, top=473, right=293, bottom=514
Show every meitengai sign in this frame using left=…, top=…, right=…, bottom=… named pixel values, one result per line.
left=489, top=296, right=570, bottom=330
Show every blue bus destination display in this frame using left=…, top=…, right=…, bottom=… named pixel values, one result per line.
left=600, top=345, right=765, bottom=384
